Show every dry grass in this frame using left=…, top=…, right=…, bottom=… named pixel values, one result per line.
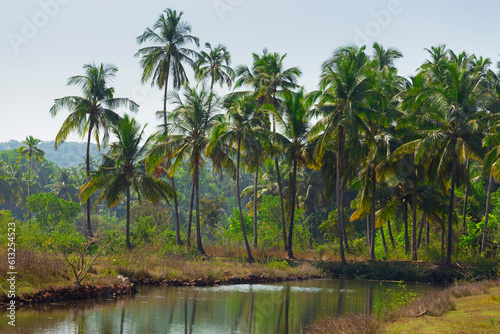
left=308, top=314, right=381, bottom=334
left=105, top=245, right=322, bottom=282
left=310, top=280, right=500, bottom=334
left=0, top=249, right=70, bottom=297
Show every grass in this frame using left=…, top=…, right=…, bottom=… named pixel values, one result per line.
left=0, top=244, right=322, bottom=300
left=309, top=279, right=500, bottom=334
left=383, top=286, right=500, bottom=333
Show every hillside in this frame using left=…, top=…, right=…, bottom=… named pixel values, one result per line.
left=0, top=140, right=100, bottom=168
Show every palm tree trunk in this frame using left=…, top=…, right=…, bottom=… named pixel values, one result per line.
left=187, top=176, right=195, bottom=248
left=366, top=216, right=371, bottom=246
left=162, top=58, right=170, bottom=128
left=462, top=158, right=470, bottom=234
left=481, top=173, right=494, bottom=253
left=85, top=122, right=94, bottom=237
left=380, top=226, right=388, bottom=253
left=446, top=156, right=456, bottom=265
left=253, top=164, right=259, bottom=249
left=441, top=223, right=445, bottom=263
left=387, top=220, right=395, bottom=248
left=195, top=161, right=205, bottom=255
left=370, top=169, right=376, bottom=259
left=275, top=158, right=287, bottom=251
left=337, top=126, right=346, bottom=264
left=171, top=177, right=182, bottom=245
left=404, top=201, right=409, bottom=255
left=417, top=213, right=426, bottom=249
left=236, top=138, right=253, bottom=262
left=287, top=159, right=297, bottom=259
left=126, top=184, right=131, bottom=250
left=426, top=221, right=430, bottom=245
left=27, top=159, right=31, bottom=225
left=341, top=191, right=350, bottom=254
left=412, top=173, right=418, bottom=261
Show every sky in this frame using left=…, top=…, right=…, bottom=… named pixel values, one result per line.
left=1, top=0, right=499, bottom=144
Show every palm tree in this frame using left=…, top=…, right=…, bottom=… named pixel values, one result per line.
left=235, top=49, right=301, bottom=251
left=80, top=114, right=174, bottom=250
left=311, top=45, right=373, bottom=264
left=50, top=62, right=138, bottom=237
left=265, top=88, right=316, bottom=259
left=47, top=167, right=79, bottom=202
left=210, top=95, right=266, bottom=261
left=16, top=136, right=45, bottom=223
left=149, top=87, right=221, bottom=254
left=195, top=42, right=234, bottom=93
left=136, top=8, right=200, bottom=245
left=402, top=48, right=487, bottom=264
left=16, top=136, right=45, bottom=196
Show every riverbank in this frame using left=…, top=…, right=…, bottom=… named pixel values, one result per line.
left=0, top=246, right=323, bottom=306
left=309, top=279, right=500, bottom=334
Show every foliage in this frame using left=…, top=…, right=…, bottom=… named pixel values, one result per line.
left=26, top=193, right=80, bottom=232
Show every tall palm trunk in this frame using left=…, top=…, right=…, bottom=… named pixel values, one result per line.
left=287, top=159, right=298, bottom=259
left=481, top=173, right=494, bottom=253
left=126, top=184, right=131, bottom=250
left=380, top=227, right=388, bottom=253
left=337, top=126, right=346, bottom=264
left=417, top=213, right=426, bottom=249
left=403, top=201, right=409, bottom=255
left=187, top=175, right=195, bottom=248
left=27, top=159, right=31, bottom=224
left=412, top=173, right=418, bottom=261
left=253, top=164, right=259, bottom=249
left=446, top=156, right=457, bottom=265
left=275, top=158, right=287, bottom=252
left=387, top=220, right=396, bottom=248
left=162, top=60, right=181, bottom=246
left=195, top=160, right=206, bottom=255
left=370, top=168, right=376, bottom=259
left=236, top=138, right=254, bottom=262
left=85, top=122, right=94, bottom=237
left=462, top=158, right=470, bottom=234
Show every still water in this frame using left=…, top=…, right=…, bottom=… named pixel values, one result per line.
left=1, top=279, right=438, bottom=333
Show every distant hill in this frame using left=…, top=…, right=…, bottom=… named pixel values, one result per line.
left=0, top=140, right=100, bottom=168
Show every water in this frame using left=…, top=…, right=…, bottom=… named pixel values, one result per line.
left=1, top=279, right=439, bottom=333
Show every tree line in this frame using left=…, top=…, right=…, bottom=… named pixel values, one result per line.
left=2, top=8, right=500, bottom=264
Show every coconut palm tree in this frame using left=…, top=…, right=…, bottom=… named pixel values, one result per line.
left=47, top=167, right=79, bottom=202
left=234, top=49, right=301, bottom=251
left=16, top=136, right=45, bottom=209
left=136, top=8, right=200, bottom=245
left=195, top=42, right=234, bottom=93
left=16, top=136, right=45, bottom=223
left=80, top=114, right=174, bottom=250
left=210, top=95, right=267, bottom=261
left=50, top=62, right=138, bottom=237
left=265, top=88, right=317, bottom=259
left=149, top=87, right=221, bottom=254
left=311, top=45, right=373, bottom=264
left=399, top=48, right=487, bottom=264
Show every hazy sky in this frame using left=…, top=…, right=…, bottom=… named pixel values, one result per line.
left=1, top=0, right=499, bottom=143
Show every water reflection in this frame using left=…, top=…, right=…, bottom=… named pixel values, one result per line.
left=0, top=279, right=438, bottom=334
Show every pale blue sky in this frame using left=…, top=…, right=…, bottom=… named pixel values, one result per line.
left=1, top=0, right=499, bottom=143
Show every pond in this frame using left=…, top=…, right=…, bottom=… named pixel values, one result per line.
left=1, top=279, right=440, bottom=333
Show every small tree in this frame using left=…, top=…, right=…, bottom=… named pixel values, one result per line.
left=53, top=230, right=113, bottom=287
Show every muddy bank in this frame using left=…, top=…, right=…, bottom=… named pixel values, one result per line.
left=130, top=273, right=324, bottom=287
left=0, top=283, right=136, bottom=306
left=0, top=273, right=322, bottom=307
